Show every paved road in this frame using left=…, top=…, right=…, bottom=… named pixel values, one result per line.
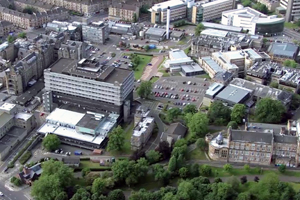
left=0, top=184, right=27, bottom=200
left=283, top=28, right=300, bottom=41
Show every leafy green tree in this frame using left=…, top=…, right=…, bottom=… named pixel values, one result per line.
left=214, top=177, right=223, bottom=183
left=107, top=126, right=125, bottom=151
left=186, top=112, right=209, bottom=137
left=92, top=178, right=106, bottom=194
left=253, top=3, right=268, bottom=14
left=10, top=177, right=22, bottom=186
left=291, top=94, right=300, bottom=110
left=146, top=150, right=161, bottom=164
left=255, top=98, right=286, bottom=123
left=227, top=121, right=238, bottom=129
left=23, top=6, right=35, bottom=14
left=195, top=23, right=204, bottom=36
left=179, top=167, right=189, bottom=178
left=208, top=101, right=231, bottom=125
left=18, top=32, right=26, bottom=38
left=176, top=154, right=185, bottom=169
left=171, top=145, right=187, bottom=158
left=278, top=165, right=286, bottom=173
left=42, top=134, right=61, bottom=152
left=200, top=164, right=212, bottom=176
left=223, top=164, right=233, bottom=172
left=137, top=81, right=152, bottom=99
left=226, top=176, right=240, bottom=191
left=196, top=138, right=207, bottom=151
left=140, top=5, right=150, bottom=13
left=55, top=192, right=68, bottom=200
left=162, top=192, right=177, bottom=200
left=231, top=104, right=246, bottom=124
left=71, top=188, right=91, bottom=200
left=190, top=163, right=200, bottom=177
left=31, top=175, right=63, bottom=200
left=206, top=182, right=237, bottom=200
left=108, top=189, right=125, bottom=200
left=240, top=176, right=247, bottom=184
left=244, top=164, right=250, bottom=172
left=144, top=45, right=149, bottom=51
left=7, top=35, right=15, bottom=43
left=241, top=0, right=251, bottom=6
left=168, top=156, right=177, bottom=172
left=270, top=81, right=279, bottom=88
left=153, top=164, right=170, bottom=185
left=133, top=13, right=137, bottom=23
left=177, top=181, right=199, bottom=200
left=174, top=138, right=187, bottom=148
left=183, top=104, right=197, bottom=115
left=166, top=107, right=181, bottom=122
left=105, top=177, right=115, bottom=189
left=82, top=167, right=91, bottom=177
left=237, top=192, right=251, bottom=200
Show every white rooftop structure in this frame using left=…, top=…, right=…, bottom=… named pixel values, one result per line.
left=0, top=103, right=16, bottom=112
left=151, top=0, right=186, bottom=11
left=46, top=108, right=85, bottom=127
left=15, top=113, right=32, bottom=121
left=201, top=29, right=229, bottom=38
left=133, top=117, right=155, bottom=137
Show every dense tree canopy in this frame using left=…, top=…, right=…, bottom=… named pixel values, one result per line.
left=137, top=81, right=152, bottom=99
left=255, top=98, right=286, bottom=123
left=183, top=104, right=197, bottom=115
left=208, top=101, right=231, bottom=125
left=231, top=104, right=246, bottom=124
left=186, top=112, right=209, bottom=137
left=146, top=150, right=161, bottom=164
left=107, top=126, right=125, bottom=151
left=195, top=23, right=204, bottom=36
left=42, top=134, right=61, bottom=152
left=166, top=107, right=181, bottom=122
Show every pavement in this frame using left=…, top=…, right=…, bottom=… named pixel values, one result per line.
left=283, top=28, right=300, bottom=41
left=140, top=55, right=164, bottom=81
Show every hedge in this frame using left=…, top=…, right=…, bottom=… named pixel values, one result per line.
left=73, top=167, right=112, bottom=172
left=80, top=157, right=91, bottom=161
left=19, top=151, right=32, bottom=165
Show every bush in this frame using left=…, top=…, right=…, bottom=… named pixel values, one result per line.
left=278, top=165, right=286, bottom=174
left=223, top=164, right=233, bottom=172
left=19, top=151, right=32, bottom=165
left=11, top=177, right=22, bottom=186
left=244, top=164, right=250, bottom=172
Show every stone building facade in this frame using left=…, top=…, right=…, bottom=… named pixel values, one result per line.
left=209, top=120, right=299, bottom=167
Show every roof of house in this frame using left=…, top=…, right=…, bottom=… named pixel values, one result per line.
left=111, top=3, right=137, bottom=11
left=166, top=122, right=187, bottom=137
left=274, top=135, right=297, bottom=144
left=230, top=130, right=273, bottom=144
left=18, top=163, right=43, bottom=182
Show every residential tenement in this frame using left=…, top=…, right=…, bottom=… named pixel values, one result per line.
left=208, top=121, right=299, bottom=167
left=0, top=21, right=14, bottom=37
left=109, top=3, right=139, bottom=22
left=14, top=0, right=55, bottom=12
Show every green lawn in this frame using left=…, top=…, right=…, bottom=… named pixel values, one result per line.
left=134, top=55, right=153, bottom=80
left=184, top=47, right=190, bottom=55
left=285, top=22, right=298, bottom=29
left=148, top=49, right=160, bottom=52
left=290, top=182, right=300, bottom=191
left=79, top=160, right=112, bottom=169
left=122, top=123, right=134, bottom=154
left=177, top=36, right=190, bottom=45
left=150, top=76, right=159, bottom=83
left=186, top=149, right=207, bottom=160
left=197, top=73, right=211, bottom=79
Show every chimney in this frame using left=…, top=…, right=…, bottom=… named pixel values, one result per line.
left=23, top=167, right=30, bottom=175
left=166, top=7, right=170, bottom=40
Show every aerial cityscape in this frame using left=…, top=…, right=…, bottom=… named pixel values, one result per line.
left=0, top=0, right=300, bottom=199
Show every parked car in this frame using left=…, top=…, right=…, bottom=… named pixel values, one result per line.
left=74, top=151, right=82, bottom=155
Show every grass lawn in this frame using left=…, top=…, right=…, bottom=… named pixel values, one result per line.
left=177, top=36, right=190, bottom=45
left=290, top=182, right=300, bottom=191
left=184, top=47, right=190, bottom=55
left=285, top=22, right=298, bottom=29
left=150, top=76, right=159, bottom=83
left=79, top=160, right=111, bottom=169
left=134, top=55, right=153, bottom=80
left=122, top=122, right=134, bottom=154
left=186, top=149, right=207, bottom=160
left=159, top=67, right=170, bottom=77
left=148, top=49, right=160, bottom=52
left=197, top=73, right=211, bottom=79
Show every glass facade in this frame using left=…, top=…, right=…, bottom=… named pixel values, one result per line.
left=255, top=22, right=284, bottom=35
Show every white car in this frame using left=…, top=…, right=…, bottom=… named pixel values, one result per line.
left=0, top=191, right=3, bottom=196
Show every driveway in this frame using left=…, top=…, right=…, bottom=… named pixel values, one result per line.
left=141, top=55, right=164, bottom=81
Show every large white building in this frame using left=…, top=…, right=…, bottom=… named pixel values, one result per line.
left=38, top=108, right=118, bottom=149
left=221, top=7, right=285, bottom=35
left=43, top=58, right=134, bottom=121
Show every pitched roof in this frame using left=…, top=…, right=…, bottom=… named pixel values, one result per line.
left=274, top=135, right=297, bottom=144
left=230, top=130, right=273, bottom=144
left=166, top=122, right=187, bottom=137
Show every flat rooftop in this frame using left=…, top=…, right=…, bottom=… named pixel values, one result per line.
left=201, top=29, right=229, bottom=38
left=202, top=57, right=225, bottom=73
left=202, top=22, right=242, bottom=33
left=15, top=112, right=32, bottom=121
left=169, top=49, right=189, bottom=60
left=145, top=27, right=166, bottom=37
left=0, top=112, right=13, bottom=128
left=206, top=82, right=225, bottom=97
left=133, top=117, right=154, bottom=137
left=216, top=84, right=251, bottom=104
left=15, top=80, right=44, bottom=105
left=47, top=108, right=85, bottom=127
left=0, top=103, right=15, bottom=112
left=151, top=0, right=186, bottom=11
left=49, top=58, right=132, bottom=84
left=181, top=63, right=204, bottom=73
left=268, top=43, right=299, bottom=58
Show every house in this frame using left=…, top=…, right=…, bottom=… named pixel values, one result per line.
left=62, top=157, right=80, bottom=167
left=160, top=122, right=187, bottom=146
left=18, top=163, right=42, bottom=185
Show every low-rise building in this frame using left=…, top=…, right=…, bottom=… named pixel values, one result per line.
left=0, top=21, right=14, bottom=37
left=221, top=7, right=285, bottom=35
left=160, top=123, right=187, bottom=146
left=267, top=42, right=299, bottom=62
left=82, top=21, right=109, bottom=44
left=18, top=163, right=43, bottom=185
left=37, top=108, right=118, bottom=149
left=15, top=112, right=36, bottom=132
left=145, top=27, right=166, bottom=41
left=62, top=157, right=80, bottom=167
left=109, top=3, right=139, bottom=22
left=209, top=120, right=299, bottom=167
left=165, top=49, right=204, bottom=76
left=131, top=106, right=155, bottom=150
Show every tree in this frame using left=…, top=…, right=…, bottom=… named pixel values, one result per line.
left=168, top=156, right=177, bottom=172
left=208, top=101, right=231, bottom=125
left=166, top=107, right=181, bottom=122
left=176, top=154, right=185, bottom=169
left=107, top=126, right=125, bottom=151
left=7, top=35, right=15, bottom=43
left=283, top=59, right=297, bottom=68
left=18, top=32, right=27, bottom=39
left=108, top=189, right=125, bottom=200
left=237, top=192, right=251, bottom=200
left=195, top=23, right=204, bottom=36
left=190, top=163, right=200, bottom=177
left=270, top=81, right=279, bottom=88
left=92, top=178, right=106, bottom=194
left=183, top=104, right=197, bottom=115
left=71, top=188, right=91, bottom=200
left=144, top=45, right=149, bottom=51
left=278, top=165, right=286, bottom=173
left=171, top=145, right=187, bottom=158
left=226, top=176, right=240, bottom=191
left=10, top=177, right=22, bottom=186
left=196, top=138, right=206, bottom=151
left=174, top=138, right=187, bottom=148
left=214, top=177, right=223, bottom=183
left=186, top=112, right=209, bottom=137
left=31, top=175, right=63, bottom=200
left=55, top=192, right=68, bottom=200
left=42, top=134, right=61, bottom=152
left=253, top=3, right=268, bottom=14
left=137, top=81, right=152, bottom=99
left=223, top=164, right=233, bottom=172
left=158, top=141, right=171, bottom=160
left=206, top=182, right=237, bottom=200
left=244, top=164, right=250, bottom=172
left=231, top=104, right=246, bottom=124
left=153, top=164, right=170, bottom=185
left=146, top=150, right=161, bottom=164
left=179, top=167, right=189, bottom=178
left=23, top=6, right=36, bottom=14
left=41, top=160, right=74, bottom=188
left=133, top=13, right=137, bottom=23
left=82, top=167, right=91, bottom=177
left=200, top=164, right=212, bottom=176
left=177, top=181, right=199, bottom=200
left=255, top=98, right=286, bottom=123
left=240, top=176, right=247, bottom=184
left=227, top=121, right=238, bottom=129
left=140, top=5, right=150, bottom=13
left=241, top=0, right=251, bottom=6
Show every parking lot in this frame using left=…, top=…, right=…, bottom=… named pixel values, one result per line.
left=152, top=77, right=210, bottom=109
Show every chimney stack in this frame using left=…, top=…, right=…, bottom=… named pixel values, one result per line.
left=166, top=7, right=170, bottom=40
